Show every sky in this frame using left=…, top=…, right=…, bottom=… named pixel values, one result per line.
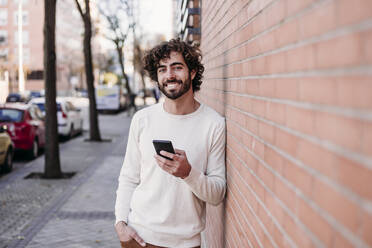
left=138, top=0, right=173, bottom=40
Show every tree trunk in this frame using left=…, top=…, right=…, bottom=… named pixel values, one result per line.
left=116, top=45, right=131, bottom=96
left=83, top=0, right=101, bottom=141
left=43, top=0, right=61, bottom=178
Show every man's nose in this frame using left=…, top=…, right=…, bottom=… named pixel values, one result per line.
left=165, top=69, right=176, bottom=80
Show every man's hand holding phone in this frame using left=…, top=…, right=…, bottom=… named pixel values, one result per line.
left=154, top=148, right=192, bottom=179
left=153, top=140, right=191, bottom=179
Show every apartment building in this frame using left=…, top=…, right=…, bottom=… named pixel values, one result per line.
left=0, top=0, right=44, bottom=93
left=0, top=0, right=105, bottom=97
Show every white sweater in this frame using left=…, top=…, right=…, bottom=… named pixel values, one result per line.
left=115, top=102, right=226, bottom=248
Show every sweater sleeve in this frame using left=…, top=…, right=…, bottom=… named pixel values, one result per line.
left=183, top=120, right=226, bottom=206
left=115, top=114, right=142, bottom=224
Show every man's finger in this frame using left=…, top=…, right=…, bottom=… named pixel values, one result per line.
left=131, top=232, right=146, bottom=247
left=174, top=149, right=185, bottom=155
left=155, top=154, right=175, bottom=166
left=160, top=150, right=175, bottom=160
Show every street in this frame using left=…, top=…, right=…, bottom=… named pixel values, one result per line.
left=0, top=110, right=133, bottom=248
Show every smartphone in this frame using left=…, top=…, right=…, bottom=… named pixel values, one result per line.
left=152, top=140, right=175, bottom=160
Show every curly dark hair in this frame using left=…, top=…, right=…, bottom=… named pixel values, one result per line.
left=143, top=38, right=204, bottom=92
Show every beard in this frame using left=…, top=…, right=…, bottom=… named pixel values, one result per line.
left=157, top=74, right=192, bottom=100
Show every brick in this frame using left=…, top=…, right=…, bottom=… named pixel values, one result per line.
left=275, top=78, right=299, bottom=100
left=274, top=178, right=297, bottom=212
left=361, top=210, right=372, bottom=247
left=363, top=30, right=372, bottom=63
left=260, top=31, right=277, bottom=55
left=362, top=121, right=372, bottom=156
left=283, top=211, right=314, bottom=248
left=265, top=0, right=286, bottom=28
left=251, top=99, right=267, bottom=117
left=297, top=199, right=334, bottom=247
left=245, top=115, right=259, bottom=134
left=299, top=1, right=337, bottom=39
left=266, top=102, right=286, bottom=125
left=286, top=44, right=316, bottom=71
left=245, top=79, right=260, bottom=95
left=266, top=52, right=287, bottom=74
left=315, top=33, right=363, bottom=69
left=299, top=77, right=337, bottom=105
left=253, top=139, right=265, bottom=160
left=331, top=231, right=354, bottom=248
left=283, top=161, right=313, bottom=196
left=257, top=162, right=275, bottom=191
left=312, top=179, right=361, bottom=231
left=245, top=151, right=259, bottom=174
left=335, top=155, right=372, bottom=200
left=264, top=145, right=284, bottom=174
left=285, top=0, right=316, bottom=17
left=275, top=19, right=299, bottom=48
left=336, top=0, right=372, bottom=26
left=286, top=105, right=316, bottom=135
left=251, top=56, right=267, bottom=75
left=336, top=76, right=372, bottom=109
left=296, top=139, right=337, bottom=179
left=258, top=121, right=275, bottom=143
left=275, top=128, right=298, bottom=156
left=259, top=78, right=276, bottom=98
left=314, top=112, right=363, bottom=152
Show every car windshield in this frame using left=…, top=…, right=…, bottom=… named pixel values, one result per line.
left=0, top=109, right=23, bottom=122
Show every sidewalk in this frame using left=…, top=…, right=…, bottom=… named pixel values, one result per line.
left=0, top=111, right=133, bottom=248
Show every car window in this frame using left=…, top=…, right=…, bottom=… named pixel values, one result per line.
left=29, top=107, right=40, bottom=120
left=35, top=103, right=45, bottom=112
left=66, top=102, right=76, bottom=111
left=0, top=109, right=24, bottom=122
left=56, top=103, right=62, bottom=112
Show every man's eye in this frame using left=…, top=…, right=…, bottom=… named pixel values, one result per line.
left=158, top=68, right=166, bottom=73
left=175, top=66, right=183, bottom=70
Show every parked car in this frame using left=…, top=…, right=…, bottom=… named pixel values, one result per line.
left=0, top=103, right=45, bottom=159
left=0, top=125, right=13, bottom=173
left=6, top=93, right=29, bottom=103
left=30, top=97, right=83, bottom=138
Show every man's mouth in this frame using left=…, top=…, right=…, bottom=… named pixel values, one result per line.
left=164, top=80, right=182, bottom=90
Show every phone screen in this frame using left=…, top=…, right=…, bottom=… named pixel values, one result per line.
left=152, top=140, right=175, bottom=160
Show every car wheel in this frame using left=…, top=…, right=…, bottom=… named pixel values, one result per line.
left=2, top=149, right=13, bottom=173
left=29, top=139, right=39, bottom=159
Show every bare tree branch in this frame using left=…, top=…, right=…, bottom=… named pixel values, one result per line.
left=74, top=0, right=85, bottom=19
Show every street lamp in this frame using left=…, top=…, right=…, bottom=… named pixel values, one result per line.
left=18, top=0, right=25, bottom=93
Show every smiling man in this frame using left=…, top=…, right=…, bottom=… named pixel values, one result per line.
left=114, top=38, right=226, bottom=248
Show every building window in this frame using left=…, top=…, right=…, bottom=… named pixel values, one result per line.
left=0, top=30, right=7, bottom=45
left=14, top=11, right=28, bottom=25
left=27, top=70, right=43, bottom=80
left=0, top=0, right=8, bottom=6
left=14, top=30, right=28, bottom=44
left=0, top=48, right=8, bottom=60
left=0, top=9, right=7, bottom=26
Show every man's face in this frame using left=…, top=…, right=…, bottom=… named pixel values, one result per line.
left=157, top=51, right=196, bottom=100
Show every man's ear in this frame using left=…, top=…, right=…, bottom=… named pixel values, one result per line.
left=190, top=69, right=196, bottom=80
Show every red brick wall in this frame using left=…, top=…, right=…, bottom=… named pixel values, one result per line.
left=198, top=0, right=372, bottom=247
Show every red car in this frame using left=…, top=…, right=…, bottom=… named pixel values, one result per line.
left=0, top=103, right=45, bottom=159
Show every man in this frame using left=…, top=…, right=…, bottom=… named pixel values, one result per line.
left=115, top=38, right=226, bottom=248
